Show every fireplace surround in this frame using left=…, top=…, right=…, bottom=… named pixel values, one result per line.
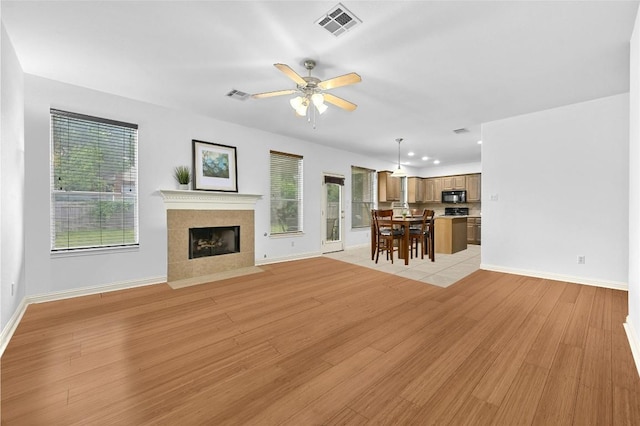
left=160, top=190, right=261, bottom=285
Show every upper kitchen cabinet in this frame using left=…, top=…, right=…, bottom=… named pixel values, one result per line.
left=424, top=177, right=442, bottom=203
left=466, top=173, right=481, bottom=202
left=378, top=171, right=401, bottom=202
left=407, top=177, right=426, bottom=203
left=442, top=175, right=467, bottom=191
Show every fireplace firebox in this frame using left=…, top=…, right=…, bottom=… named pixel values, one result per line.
left=189, top=226, right=240, bottom=259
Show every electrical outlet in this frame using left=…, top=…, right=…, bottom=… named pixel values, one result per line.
left=490, top=194, right=499, bottom=201
left=291, top=241, right=295, bottom=247
left=577, top=255, right=586, bottom=264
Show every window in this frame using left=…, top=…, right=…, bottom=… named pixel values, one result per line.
left=270, top=150, right=303, bottom=234
left=50, top=109, right=138, bottom=251
left=351, top=166, right=375, bottom=228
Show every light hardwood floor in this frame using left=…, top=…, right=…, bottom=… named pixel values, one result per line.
left=2, top=257, right=639, bottom=425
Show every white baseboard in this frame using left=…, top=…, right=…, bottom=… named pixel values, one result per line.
left=0, top=297, right=28, bottom=357
left=27, top=276, right=167, bottom=304
left=0, top=275, right=166, bottom=358
left=480, top=263, right=628, bottom=291
left=255, top=251, right=321, bottom=266
left=624, top=316, right=640, bottom=378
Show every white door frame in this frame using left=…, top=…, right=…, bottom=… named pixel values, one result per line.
left=321, top=173, right=345, bottom=253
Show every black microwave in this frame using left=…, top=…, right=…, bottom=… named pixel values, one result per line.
left=442, top=190, right=466, bottom=204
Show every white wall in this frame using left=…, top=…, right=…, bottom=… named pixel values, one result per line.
left=482, top=94, right=629, bottom=289
left=23, top=75, right=398, bottom=298
left=1, top=23, right=25, bottom=331
left=626, top=4, right=640, bottom=370
left=419, top=162, right=482, bottom=178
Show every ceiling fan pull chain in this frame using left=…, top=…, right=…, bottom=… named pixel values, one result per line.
left=311, top=99, right=317, bottom=129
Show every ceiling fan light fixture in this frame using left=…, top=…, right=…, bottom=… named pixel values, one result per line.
left=295, top=99, right=309, bottom=116
left=290, top=96, right=304, bottom=109
left=315, top=102, right=328, bottom=115
left=311, top=93, right=325, bottom=107
left=255, top=59, right=360, bottom=127
left=295, top=105, right=308, bottom=117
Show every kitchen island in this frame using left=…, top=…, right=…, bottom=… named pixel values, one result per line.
left=435, top=216, right=468, bottom=254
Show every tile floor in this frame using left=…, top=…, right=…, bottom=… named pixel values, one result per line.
left=323, top=244, right=481, bottom=288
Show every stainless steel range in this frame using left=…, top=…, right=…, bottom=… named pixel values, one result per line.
left=444, top=207, right=469, bottom=216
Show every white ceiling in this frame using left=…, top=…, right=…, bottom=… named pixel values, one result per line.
left=2, top=1, right=638, bottom=169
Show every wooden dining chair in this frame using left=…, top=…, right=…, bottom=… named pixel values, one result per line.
left=372, top=209, right=403, bottom=264
left=410, top=209, right=435, bottom=260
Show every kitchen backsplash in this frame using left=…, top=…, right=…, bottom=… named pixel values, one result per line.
left=412, top=202, right=481, bottom=217
left=378, top=201, right=481, bottom=217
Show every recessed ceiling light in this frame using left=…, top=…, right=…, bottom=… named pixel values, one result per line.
left=408, top=152, right=415, bottom=157
left=421, top=156, right=429, bottom=161
left=433, top=160, right=440, bottom=165
left=477, top=140, right=482, bottom=144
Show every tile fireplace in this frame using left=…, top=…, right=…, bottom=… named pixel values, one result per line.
left=160, top=190, right=261, bottom=285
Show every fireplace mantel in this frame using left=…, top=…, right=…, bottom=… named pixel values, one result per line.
left=159, top=189, right=262, bottom=210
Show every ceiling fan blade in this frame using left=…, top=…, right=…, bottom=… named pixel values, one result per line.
left=252, top=89, right=297, bottom=99
left=274, top=63, right=307, bottom=86
left=318, top=72, right=362, bottom=90
left=323, top=93, right=358, bottom=111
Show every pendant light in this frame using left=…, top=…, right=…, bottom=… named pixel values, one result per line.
left=391, top=138, right=407, bottom=178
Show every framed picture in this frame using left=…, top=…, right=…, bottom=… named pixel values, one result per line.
left=192, top=140, right=238, bottom=192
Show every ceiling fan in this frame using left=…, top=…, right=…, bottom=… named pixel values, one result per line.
left=252, top=59, right=361, bottom=118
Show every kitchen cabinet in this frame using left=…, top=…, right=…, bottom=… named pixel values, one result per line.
left=407, top=177, right=417, bottom=203
left=388, top=173, right=481, bottom=205
left=407, top=177, right=426, bottom=203
left=419, top=178, right=427, bottom=202
left=466, top=174, right=481, bottom=202
left=377, top=171, right=401, bottom=202
left=435, top=216, right=468, bottom=254
left=467, top=217, right=481, bottom=244
left=442, top=175, right=466, bottom=191
left=424, top=178, right=442, bottom=203
left=417, top=178, right=426, bottom=202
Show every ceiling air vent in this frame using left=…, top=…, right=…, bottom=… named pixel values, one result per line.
left=316, top=3, right=362, bottom=37
left=453, top=128, right=470, bottom=134
left=226, top=89, right=250, bottom=101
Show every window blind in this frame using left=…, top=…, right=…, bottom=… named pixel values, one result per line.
left=50, top=109, right=139, bottom=251
left=270, top=150, right=303, bottom=234
left=351, top=165, right=374, bottom=228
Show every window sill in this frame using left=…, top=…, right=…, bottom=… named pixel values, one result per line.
left=51, top=244, right=140, bottom=258
left=269, top=232, right=304, bottom=239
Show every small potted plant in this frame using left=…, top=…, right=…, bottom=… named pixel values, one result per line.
left=173, top=165, right=191, bottom=190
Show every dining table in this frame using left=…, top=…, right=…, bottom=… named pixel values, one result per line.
left=370, top=215, right=428, bottom=266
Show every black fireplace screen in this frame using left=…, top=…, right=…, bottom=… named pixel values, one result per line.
left=189, top=226, right=240, bottom=259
